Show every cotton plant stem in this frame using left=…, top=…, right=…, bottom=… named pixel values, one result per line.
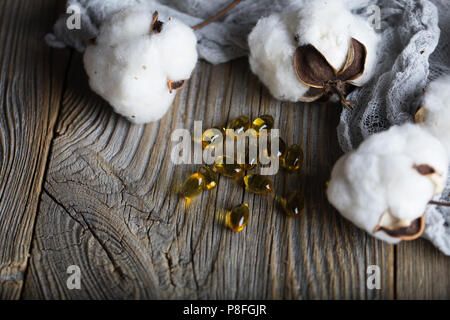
left=192, top=0, right=242, bottom=31
left=428, top=200, right=450, bottom=207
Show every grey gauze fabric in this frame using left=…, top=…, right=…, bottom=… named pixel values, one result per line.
left=46, top=0, right=450, bottom=255
left=46, top=0, right=306, bottom=64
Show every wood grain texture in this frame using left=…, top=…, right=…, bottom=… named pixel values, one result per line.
left=0, top=1, right=447, bottom=300
left=0, top=0, right=70, bottom=299
left=22, top=54, right=395, bottom=299
left=396, top=239, right=450, bottom=299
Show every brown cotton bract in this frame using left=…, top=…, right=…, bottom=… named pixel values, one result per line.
left=373, top=215, right=425, bottom=241
left=151, top=11, right=164, bottom=33
left=167, top=79, right=186, bottom=93
left=294, top=38, right=367, bottom=109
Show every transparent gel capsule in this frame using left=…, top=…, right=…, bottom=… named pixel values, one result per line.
left=281, top=190, right=305, bottom=217
left=181, top=173, right=205, bottom=199
left=227, top=116, right=251, bottom=138
left=244, top=174, right=273, bottom=194
left=226, top=203, right=250, bottom=232
left=214, top=156, right=244, bottom=179
left=199, top=165, right=218, bottom=190
left=238, top=143, right=259, bottom=170
left=264, top=136, right=287, bottom=160
left=282, top=144, right=304, bottom=171
left=202, top=127, right=224, bottom=149
left=252, top=114, right=274, bottom=133
left=243, top=150, right=258, bottom=170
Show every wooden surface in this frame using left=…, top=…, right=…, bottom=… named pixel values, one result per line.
left=0, top=0, right=448, bottom=299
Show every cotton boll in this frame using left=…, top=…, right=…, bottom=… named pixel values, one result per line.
left=418, top=75, right=450, bottom=155
left=84, top=5, right=198, bottom=124
left=248, top=12, right=310, bottom=101
left=327, top=124, right=448, bottom=244
left=295, top=0, right=379, bottom=86
left=248, top=0, right=379, bottom=103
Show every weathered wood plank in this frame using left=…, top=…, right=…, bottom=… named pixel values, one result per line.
left=0, top=0, right=70, bottom=299
left=23, top=53, right=394, bottom=299
left=396, top=239, right=450, bottom=299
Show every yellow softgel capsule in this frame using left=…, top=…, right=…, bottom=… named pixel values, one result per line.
left=202, top=127, right=224, bottom=149
left=244, top=174, right=273, bottom=194
left=252, top=114, right=274, bottom=133
left=226, top=116, right=251, bottom=137
left=214, top=156, right=244, bottom=179
left=282, top=144, right=304, bottom=171
left=243, top=152, right=258, bottom=170
left=226, top=203, right=250, bottom=232
left=239, top=143, right=258, bottom=170
left=264, top=136, right=287, bottom=160
left=199, top=165, right=218, bottom=190
left=181, top=173, right=205, bottom=199
left=281, top=190, right=305, bottom=217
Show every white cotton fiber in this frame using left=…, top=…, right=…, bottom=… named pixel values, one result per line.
left=248, top=0, right=379, bottom=102
left=327, top=124, right=448, bottom=244
left=84, top=4, right=198, bottom=124
left=248, top=12, right=309, bottom=101
left=420, top=75, right=450, bottom=155
left=153, top=18, right=198, bottom=80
